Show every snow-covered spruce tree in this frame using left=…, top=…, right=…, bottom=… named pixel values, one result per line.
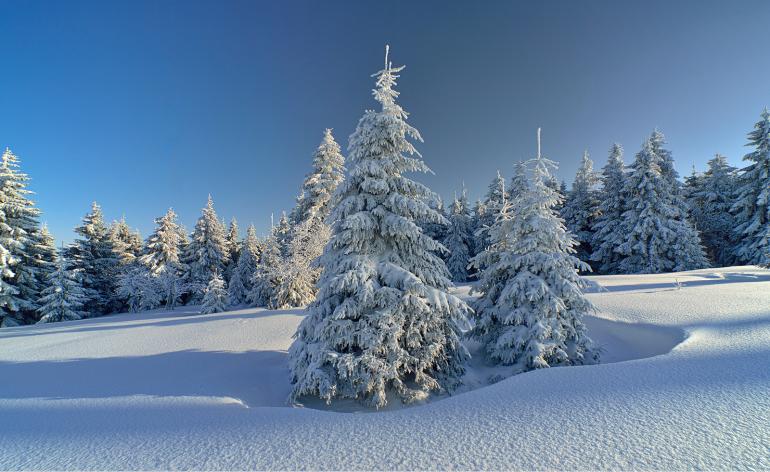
left=562, top=151, right=601, bottom=269
left=224, top=217, right=240, bottom=282
left=65, top=202, right=120, bottom=316
left=36, top=257, right=88, bottom=324
left=590, top=143, right=627, bottom=274
left=273, top=212, right=292, bottom=257
left=28, top=224, right=58, bottom=317
left=116, top=263, right=162, bottom=313
left=108, top=216, right=142, bottom=266
left=474, top=170, right=507, bottom=254
left=443, top=188, right=474, bottom=282
left=289, top=128, right=346, bottom=226
left=507, top=161, right=529, bottom=203
left=248, top=229, right=282, bottom=307
left=140, top=208, right=185, bottom=275
left=267, top=217, right=332, bottom=309
left=0, top=148, right=46, bottom=325
left=419, top=196, right=448, bottom=251
left=186, top=196, right=229, bottom=299
left=731, top=109, right=770, bottom=266
left=289, top=46, right=469, bottom=408
left=687, top=154, right=738, bottom=266
left=468, top=129, right=598, bottom=372
left=228, top=224, right=261, bottom=304
left=616, top=137, right=708, bottom=273
left=201, top=271, right=228, bottom=314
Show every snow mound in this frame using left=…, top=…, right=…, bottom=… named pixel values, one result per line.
left=1, top=266, right=768, bottom=470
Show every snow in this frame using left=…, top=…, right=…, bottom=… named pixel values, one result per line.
left=2, top=266, right=770, bottom=469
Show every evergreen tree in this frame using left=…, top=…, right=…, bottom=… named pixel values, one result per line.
left=443, top=188, right=473, bottom=282
left=27, top=224, right=58, bottom=321
left=201, top=271, right=228, bottom=314
left=289, top=46, right=469, bottom=408
left=116, top=263, right=161, bottom=313
left=590, top=144, right=627, bottom=274
left=65, top=202, right=120, bottom=316
left=0, top=148, right=45, bottom=325
left=248, top=228, right=283, bottom=308
left=616, top=136, right=708, bottom=273
left=224, top=217, right=240, bottom=282
left=562, top=151, right=601, bottom=268
left=731, top=109, right=770, bottom=266
left=507, top=161, right=528, bottom=203
left=420, top=196, right=448, bottom=247
left=228, top=224, right=261, bottom=304
left=274, top=212, right=292, bottom=257
left=289, top=128, right=346, bottom=226
left=687, top=154, right=738, bottom=266
left=469, top=129, right=598, bottom=372
left=475, top=171, right=506, bottom=253
left=108, top=216, right=142, bottom=265
left=36, top=257, right=88, bottom=324
left=140, top=208, right=186, bottom=275
left=186, top=196, right=228, bottom=298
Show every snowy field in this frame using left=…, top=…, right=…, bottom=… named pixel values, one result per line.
left=1, top=266, right=769, bottom=470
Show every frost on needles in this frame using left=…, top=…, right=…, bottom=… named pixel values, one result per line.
left=288, top=46, right=470, bottom=409
left=469, top=129, right=598, bottom=372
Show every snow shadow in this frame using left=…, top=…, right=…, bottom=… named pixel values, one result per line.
left=0, top=349, right=290, bottom=408
left=585, top=271, right=770, bottom=294
left=583, top=315, right=686, bottom=363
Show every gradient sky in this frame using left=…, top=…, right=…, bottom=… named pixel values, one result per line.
left=1, top=0, right=768, bottom=243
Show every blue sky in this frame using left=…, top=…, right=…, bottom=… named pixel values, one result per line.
left=1, top=0, right=768, bottom=243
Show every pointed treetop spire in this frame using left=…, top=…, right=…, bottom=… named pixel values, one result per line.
left=537, top=127, right=542, bottom=160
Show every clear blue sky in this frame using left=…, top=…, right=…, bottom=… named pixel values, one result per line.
left=1, top=0, right=768, bottom=243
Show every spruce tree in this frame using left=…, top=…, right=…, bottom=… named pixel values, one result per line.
left=443, top=188, right=474, bottom=282
left=590, top=144, right=627, bottom=274
left=289, top=46, right=469, bottom=408
left=116, top=263, right=161, bottom=313
left=731, top=109, right=770, bottom=266
left=475, top=171, right=506, bottom=253
left=36, top=257, right=88, bottom=324
left=65, top=202, right=120, bottom=316
left=224, top=217, right=240, bottom=282
left=469, top=129, right=598, bottom=371
left=27, top=224, right=58, bottom=321
left=289, top=128, right=346, bottom=226
left=562, top=151, right=601, bottom=268
left=248, top=229, right=282, bottom=307
left=140, top=208, right=185, bottom=275
left=201, top=271, right=228, bottom=314
left=228, top=224, right=261, bottom=304
left=0, top=148, right=45, bottom=325
left=186, top=196, right=229, bottom=298
left=616, top=135, right=708, bottom=273
left=108, top=216, right=142, bottom=265
left=687, top=154, right=738, bottom=266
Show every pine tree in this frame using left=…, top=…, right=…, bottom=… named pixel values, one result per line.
left=687, top=154, right=738, bottom=266
left=289, top=128, right=346, bottom=226
left=507, top=161, right=528, bottom=203
left=27, top=224, right=58, bottom=321
left=289, top=46, right=469, bottom=408
left=616, top=135, right=708, bottom=273
left=590, top=144, right=627, bottom=274
left=469, top=129, right=598, bottom=372
left=274, top=212, right=292, bottom=257
left=186, top=196, right=228, bottom=298
left=0, top=148, right=45, bottom=325
left=140, top=208, right=185, bottom=275
left=65, top=202, right=120, bottom=316
left=248, top=228, right=283, bottom=307
left=228, top=224, right=261, bottom=304
left=562, top=151, right=601, bottom=269
left=443, top=188, right=473, bottom=282
left=201, top=271, right=228, bottom=314
left=731, top=109, right=770, bottom=266
left=36, top=257, right=88, bottom=324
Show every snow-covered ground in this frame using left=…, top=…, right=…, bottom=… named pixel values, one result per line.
left=1, top=266, right=769, bottom=470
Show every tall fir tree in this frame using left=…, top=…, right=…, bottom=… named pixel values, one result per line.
left=443, top=187, right=474, bottom=282
left=224, top=217, right=240, bottom=282
left=616, top=136, right=708, bottom=273
left=289, top=46, right=469, bottom=408
left=248, top=228, right=283, bottom=307
left=0, top=148, right=45, bottom=325
left=108, top=216, right=142, bottom=265
left=65, top=202, right=120, bottom=316
left=186, top=196, right=229, bottom=298
left=469, top=129, right=598, bottom=372
left=731, top=109, right=770, bottom=266
left=590, top=144, right=627, bottom=274
left=474, top=170, right=507, bottom=254
left=687, top=154, right=738, bottom=266
left=562, top=151, right=601, bottom=268
left=290, top=128, right=346, bottom=226
left=36, top=257, right=88, bottom=324
left=228, top=224, right=262, bottom=304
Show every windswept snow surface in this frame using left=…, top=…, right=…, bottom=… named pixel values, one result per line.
left=1, top=266, right=769, bottom=470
